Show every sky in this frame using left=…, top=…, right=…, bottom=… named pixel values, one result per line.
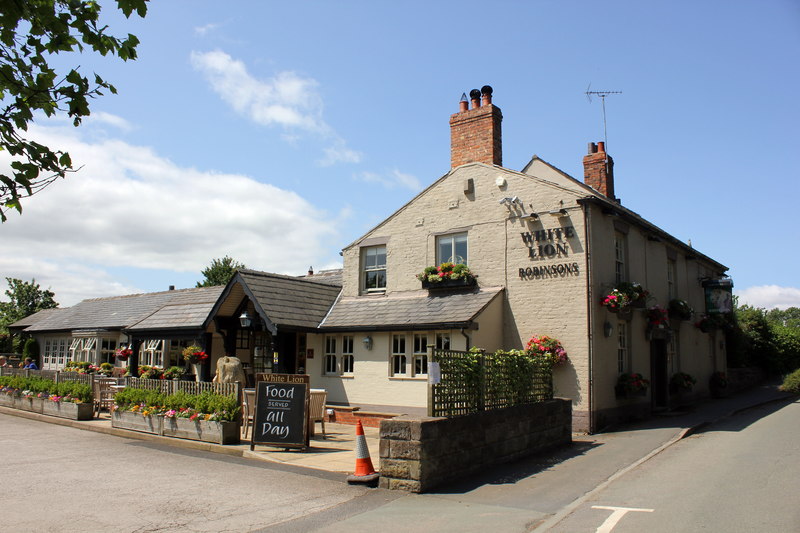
left=1, top=1, right=799, bottom=309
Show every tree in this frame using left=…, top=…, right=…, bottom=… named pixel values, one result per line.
left=0, top=0, right=148, bottom=222
left=0, top=277, right=58, bottom=333
left=197, top=256, right=247, bottom=287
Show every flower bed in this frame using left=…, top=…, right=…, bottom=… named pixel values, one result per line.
left=113, top=387, right=240, bottom=444
left=0, top=376, right=93, bottom=420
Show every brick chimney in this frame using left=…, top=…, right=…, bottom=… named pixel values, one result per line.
left=450, top=85, right=502, bottom=168
left=583, top=141, right=615, bottom=199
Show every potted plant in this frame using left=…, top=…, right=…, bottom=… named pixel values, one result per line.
left=417, top=262, right=477, bottom=290
left=669, top=372, right=697, bottom=393
left=163, top=366, right=184, bottom=380
left=615, top=372, right=650, bottom=399
left=668, top=299, right=693, bottom=321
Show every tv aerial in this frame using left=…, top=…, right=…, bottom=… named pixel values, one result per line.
left=585, top=84, right=622, bottom=149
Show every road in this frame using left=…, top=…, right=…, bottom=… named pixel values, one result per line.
left=2, top=398, right=798, bottom=532
left=548, top=399, right=800, bottom=532
left=0, top=413, right=397, bottom=533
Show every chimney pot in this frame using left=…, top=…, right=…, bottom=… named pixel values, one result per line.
left=469, top=88, right=481, bottom=108
left=597, top=141, right=605, bottom=153
left=459, top=93, right=469, bottom=112
left=308, top=266, right=314, bottom=276
left=588, top=142, right=597, bottom=154
left=481, top=85, right=493, bottom=106
left=168, top=285, right=175, bottom=291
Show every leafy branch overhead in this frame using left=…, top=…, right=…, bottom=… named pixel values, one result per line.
left=0, top=0, right=148, bottom=222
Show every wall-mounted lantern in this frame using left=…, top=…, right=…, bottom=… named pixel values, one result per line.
left=239, top=310, right=252, bottom=329
left=362, top=336, right=373, bottom=350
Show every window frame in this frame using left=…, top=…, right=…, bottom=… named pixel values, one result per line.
left=436, top=232, right=468, bottom=265
left=412, top=333, right=428, bottom=376
left=391, top=334, right=407, bottom=376
left=667, top=259, right=677, bottom=301
left=617, top=321, right=629, bottom=374
left=324, top=336, right=338, bottom=376
left=362, top=245, right=387, bottom=293
left=614, top=232, right=627, bottom=285
left=341, top=335, right=354, bottom=375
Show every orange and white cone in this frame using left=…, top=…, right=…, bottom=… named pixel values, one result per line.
left=346, top=420, right=379, bottom=486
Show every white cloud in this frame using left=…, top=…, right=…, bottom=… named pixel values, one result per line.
left=0, top=124, right=340, bottom=306
left=190, top=50, right=327, bottom=133
left=735, top=285, right=800, bottom=310
left=354, top=168, right=421, bottom=191
left=320, top=140, right=363, bottom=166
left=88, top=111, right=133, bottom=131
left=194, top=23, right=219, bottom=36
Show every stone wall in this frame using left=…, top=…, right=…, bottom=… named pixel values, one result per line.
left=379, top=399, right=571, bottom=492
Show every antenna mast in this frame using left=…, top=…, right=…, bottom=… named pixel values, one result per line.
left=585, top=85, right=622, bottom=149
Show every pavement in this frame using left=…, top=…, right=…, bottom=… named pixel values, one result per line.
left=0, top=379, right=794, bottom=494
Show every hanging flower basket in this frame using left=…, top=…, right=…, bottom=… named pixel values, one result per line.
left=601, top=282, right=649, bottom=312
left=668, top=299, right=694, bottom=321
left=115, top=348, right=132, bottom=362
left=183, top=345, right=209, bottom=365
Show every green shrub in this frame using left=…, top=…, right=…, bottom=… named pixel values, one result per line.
left=22, top=338, right=39, bottom=359
left=779, top=368, right=800, bottom=394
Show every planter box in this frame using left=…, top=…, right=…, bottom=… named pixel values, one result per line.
left=421, top=278, right=476, bottom=291
left=111, top=410, right=162, bottom=435
left=161, top=417, right=240, bottom=445
left=17, top=397, right=44, bottom=414
left=0, top=394, right=19, bottom=409
left=42, top=400, right=94, bottom=420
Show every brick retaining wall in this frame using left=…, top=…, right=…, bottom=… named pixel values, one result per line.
left=379, top=399, right=572, bottom=492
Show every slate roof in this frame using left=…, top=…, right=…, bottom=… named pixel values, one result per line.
left=227, top=270, right=343, bottom=330
left=7, top=308, right=66, bottom=332
left=21, top=286, right=224, bottom=333
left=319, top=287, right=504, bottom=331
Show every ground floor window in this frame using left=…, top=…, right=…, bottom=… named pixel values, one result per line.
left=413, top=334, right=428, bottom=376
left=667, top=333, right=680, bottom=374
left=324, top=336, right=337, bottom=375
left=69, top=337, right=96, bottom=365
left=140, top=339, right=165, bottom=367
left=391, top=334, right=407, bottom=376
left=42, top=337, right=70, bottom=370
left=342, top=336, right=354, bottom=374
left=100, top=338, right=118, bottom=365
left=617, top=321, right=629, bottom=373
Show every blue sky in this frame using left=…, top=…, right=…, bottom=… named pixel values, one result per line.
left=2, top=0, right=799, bottom=308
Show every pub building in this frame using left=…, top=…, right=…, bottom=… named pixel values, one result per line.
left=11, top=86, right=731, bottom=433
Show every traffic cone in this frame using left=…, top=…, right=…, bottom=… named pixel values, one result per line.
left=346, top=420, right=379, bottom=486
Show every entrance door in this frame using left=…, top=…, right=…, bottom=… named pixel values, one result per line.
left=275, top=331, right=297, bottom=374
left=650, top=339, right=669, bottom=409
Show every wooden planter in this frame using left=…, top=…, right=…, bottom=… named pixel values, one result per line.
left=111, top=410, right=162, bottom=435
left=17, top=396, right=44, bottom=414
left=0, top=394, right=19, bottom=409
left=42, top=400, right=94, bottom=420
left=161, top=417, right=240, bottom=445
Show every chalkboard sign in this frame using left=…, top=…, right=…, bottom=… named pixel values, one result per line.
left=250, top=374, right=309, bottom=450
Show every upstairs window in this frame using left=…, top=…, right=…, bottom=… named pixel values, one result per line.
left=614, top=232, right=627, bottom=284
left=667, top=259, right=677, bottom=301
left=363, top=245, right=387, bottom=293
left=437, top=233, right=468, bottom=265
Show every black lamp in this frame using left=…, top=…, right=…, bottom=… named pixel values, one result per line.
left=239, top=310, right=252, bottom=328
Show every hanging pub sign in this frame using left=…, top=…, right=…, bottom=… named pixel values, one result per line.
left=702, top=278, right=734, bottom=314
left=251, top=373, right=309, bottom=450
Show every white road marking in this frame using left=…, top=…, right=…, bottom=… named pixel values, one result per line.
left=592, top=505, right=654, bottom=532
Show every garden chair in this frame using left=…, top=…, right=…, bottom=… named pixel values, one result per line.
left=242, top=388, right=255, bottom=440
left=92, top=377, right=117, bottom=418
left=308, top=389, right=327, bottom=439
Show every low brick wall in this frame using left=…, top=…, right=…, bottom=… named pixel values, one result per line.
left=379, top=399, right=572, bottom=492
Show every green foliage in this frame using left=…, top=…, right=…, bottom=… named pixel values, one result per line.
left=115, top=387, right=239, bottom=421
left=779, top=368, right=800, bottom=394
left=0, top=334, right=13, bottom=352
left=196, top=256, right=246, bottom=287
left=670, top=372, right=697, bottom=391
left=729, top=304, right=800, bottom=373
left=163, top=366, right=184, bottom=380
left=22, top=337, right=39, bottom=358
left=0, top=375, right=91, bottom=402
left=0, top=277, right=58, bottom=333
left=0, top=0, right=148, bottom=221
